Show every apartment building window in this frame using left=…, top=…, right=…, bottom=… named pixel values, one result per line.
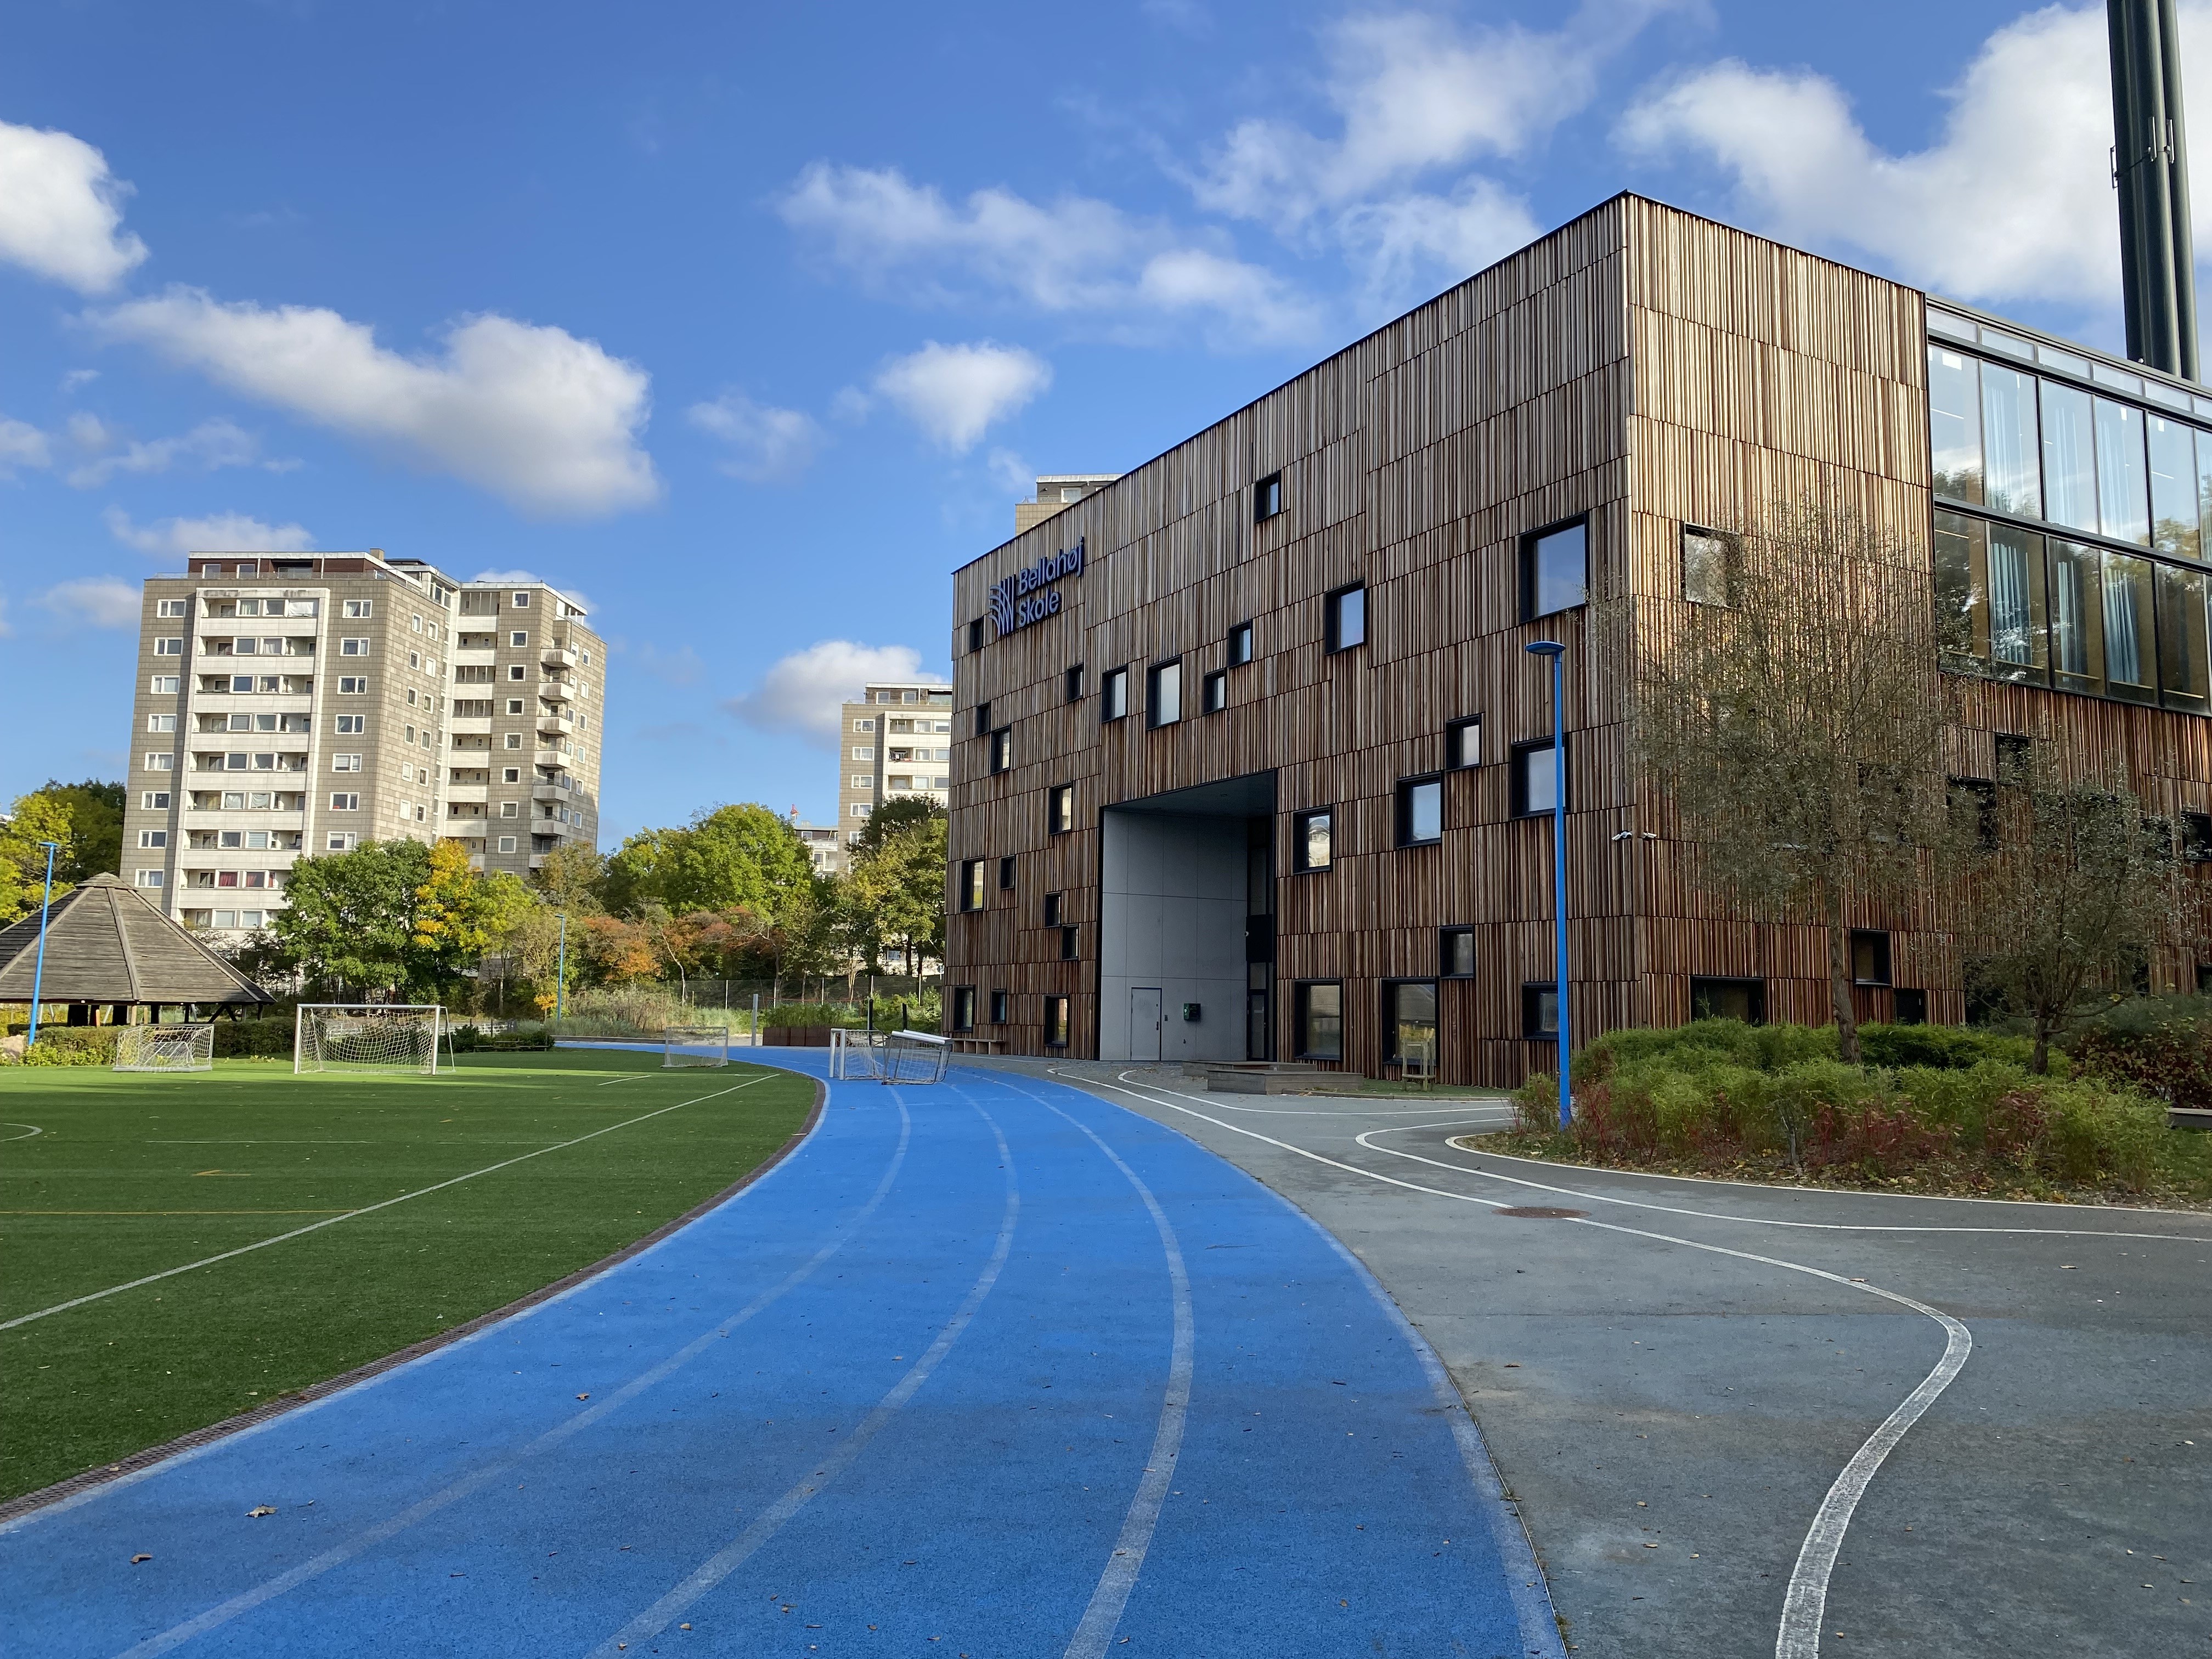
left=1522, top=981, right=1560, bottom=1039
left=508, top=664, right=527, bottom=680
left=1293, top=808, right=1333, bottom=871
left=155, top=599, right=188, bottom=618
left=498, top=835, right=517, bottom=852
left=512, top=592, right=530, bottom=608
left=1440, top=927, right=1476, bottom=979
left=1148, top=659, right=1182, bottom=726
left=154, top=637, right=183, bottom=655
left=507, top=699, right=524, bottom=715
left=1294, top=981, right=1342, bottom=1059
left=1227, top=620, right=1254, bottom=665
left=1255, top=471, right=1283, bottom=522
left=1851, top=930, right=1893, bottom=986
left=332, top=754, right=362, bottom=772
left=968, top=618, right=986, bottom=652
left=851, top=775, right=874, bottom=790
left=144, top=752, right=173, bottom=770
left=989, top=727, right=1012, bottom=773
left=135, top=869, right=165, bottom=888
left=138, top=830, right=167, bottom=848
left=1044, top=996, right=1070, bottom=1048
left=1521, top=517, right=1589, bottom=619
left=141, top=792, right=170, bottom=811
left=1383, top=980, right=1438, bottom=1065
left=329, top=832, right=359, bottom=851
left=1512, top=739, right=1567, bottom=817
left=1101, top=666, right=1130, bottom=721
left=989, top=989, right=1009, bottom=1024
left=1690, top=977, right=1765, bottom=1024
left=146, top=713, right=176, bottom=732
left=502, top=766, right=521, bottom=783
left=1065, top=664, right=1085, bottom=702
left=1325, top=584, right=1365, bottom=652
left=998, top=856, right=1016, bottom=891
left=1202, top=669, right=1227, bottom=714
left=334, top=715, right=365, bottom=734
left=501, top=801, right=520, bottom=818
left=149, top=674, right=179, bottom=694
left=950, top=987, right=977, bottom=1031
left=505, top=733, right=523, bottom=748
left=1447, top=715, right=1482, bottom=770
left=1049, top=784, right=1074, bottom=834
left=960, top=860, right=985, bottom=912
left=1683, top=524, right=1739, bottom=606
left=343, top=600, right=373, bottom=618
left=1043, top=891, right=1063, bottom=926
left=338, top=676, right=368, bottom=693
left=1396, top=776, right=1443, bottom=845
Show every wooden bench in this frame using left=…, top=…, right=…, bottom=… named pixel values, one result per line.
left=949, top=1036, right=1005, bottom=1054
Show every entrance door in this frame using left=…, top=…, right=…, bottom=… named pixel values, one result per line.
left=1129, top=987, right=1163, bottom=1062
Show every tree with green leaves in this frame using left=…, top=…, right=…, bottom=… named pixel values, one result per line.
left=846, top=815, right=948, bottom=979
left=0, top=791, right=83, bottom=926
left=270, top=839, right=436, bottom=996
left=411, top=839, right=505, bottom=996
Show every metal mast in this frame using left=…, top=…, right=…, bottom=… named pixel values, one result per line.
left=2109, top=0, right=2202, bottom=381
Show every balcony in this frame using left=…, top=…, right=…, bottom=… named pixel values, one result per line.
left=537, top=713, right=575, bottom=738
left=450, top=647, right=496, bottom=668
left=447, top=783, right=488, bottom=804
left=541, top=646, right=578, bottom=670
left=448, top=715, right=493, bottom=736
left=538, top=678, right=573, bottom=703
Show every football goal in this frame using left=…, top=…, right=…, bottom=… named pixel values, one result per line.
left=113, top=1022, right=216, bottom=1073
left=663, top=1025, right=731, bottom=1068
left=295, top=1005, right=446, bottom=1075
left=830, top=1028, right=949, bottom=1085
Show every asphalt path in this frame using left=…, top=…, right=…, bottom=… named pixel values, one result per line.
left=1045, top=1064, right=2212, bottom=1658
left=1, top=1056, right=1562, bottom=1658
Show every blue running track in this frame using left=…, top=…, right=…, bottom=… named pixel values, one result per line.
left=2, top=1057, right=1562, bottom=1658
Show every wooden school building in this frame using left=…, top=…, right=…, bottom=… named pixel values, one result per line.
left=940, top=193, right=2212, bottom=1086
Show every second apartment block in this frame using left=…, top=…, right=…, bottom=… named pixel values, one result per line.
left=836, top=682, right=954, bottom=843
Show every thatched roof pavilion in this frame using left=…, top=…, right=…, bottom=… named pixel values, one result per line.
left=0, top=873, right=273, bottom=1022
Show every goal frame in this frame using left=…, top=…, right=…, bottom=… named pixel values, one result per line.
left=294, top=1003, right=448, bottom=1075
left=112, top=1022, right=216, bottom=1073
left=663, top=1024, right=732, bottom=1069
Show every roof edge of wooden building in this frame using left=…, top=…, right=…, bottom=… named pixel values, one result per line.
left=0, top=874, right=275, bottom=1007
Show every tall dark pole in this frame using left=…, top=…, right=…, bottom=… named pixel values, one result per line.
left=2110, top=0, right=2202, bottom=379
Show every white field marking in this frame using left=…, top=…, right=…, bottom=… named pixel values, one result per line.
left=1357, top=1127, right=2212, bottom=1244
left=991, top=1076, right=1195, bottom=1659
left=584, top=1098, right=1018, bottom=1659
left=1081, top=1071, right=1977, bottom=1659
left=4, top=1077, right=771, bottom=1332
left=98, top=1093, right=910, bottom=1654
left=1, top=1123, right=46, bottom=1142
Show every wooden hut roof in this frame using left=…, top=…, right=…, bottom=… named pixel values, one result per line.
left=0, top=874, right=274, bottom=1006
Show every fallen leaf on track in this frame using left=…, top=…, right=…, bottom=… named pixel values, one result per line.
left=131, top=1554, right=152, bottom=1564
left=246, top=1506, right=276, bottom=1518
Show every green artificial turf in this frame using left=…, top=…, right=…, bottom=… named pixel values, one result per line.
left=0, top=1049, right=814, bottom=1502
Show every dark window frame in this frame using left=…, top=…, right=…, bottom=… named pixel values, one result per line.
left=1994, top=732, right=2032, bottom=786
left=1065, top=663, right=1085, bottom=703
left=950, top=986, right=977, bottom=1031
left=1521, top=980, right=1560, bottom=1040
left=2182, top=810, right=2212, bottom=862
left=1293, top=979, right=1344, bottom=1060
left=967, top=618, right=985, bottom=653
left=1291, top=806, right=1334, bottom=873
left=957, top=860, right=985, bottom=913
left=1681, top=523, right=1740, bottom=607
left=1949, top=776, right=1999, bottom=851
left=1440, top=926, right=1476, bottom=979
left=1059, top=924, right=1080, bottom=961
left=1325, top=584, right=1367, bottom=653
left=1101, top=665, right=1130, bottom=723
left=1510, top=737, right=1570, bottom=818
left=1893, top=988, right=1928, bottom=1025
left=1395, top=773, right=1444, bottom=847
left=1255, top=471, right=1284, bottom=522
left=988, top=726, right=1012, bottom=774
left=997, top=855, right=1015, bottom=891
left=1043, top=891, right=1063, bottom=927
left=1043, top=995, right=1070, bottom=1049
left=1520, top=514, right=1590, bottom=622
left=1850, top=929, right=1893, bottom=987
left=1380, top=978, right=1440, bottom=1065
left=974, top=700, right=992, bottom=737
left=1227, top=620, right=1254, bottom=665
left=1446, top=715, right=1482, bottom=770
left=988, top=989, right=1010, bottom=1024
left=1201, top=668, right=1228, bottom=714
left=1048, top=783, right=1074, bottom=835
left=1147, top=657, right=1184, bottom=729
left=1690, top=976, right=1768, bottom=1024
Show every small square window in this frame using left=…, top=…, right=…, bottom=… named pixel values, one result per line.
left=1690, top=977, right=1765, bottom=1024
left=1065, top=664, right=1085, bottom=703
left=1521, top=518, right=1589, bottom=619
left=138, top=829, right=167, bottom=848
left=1521, top=981, right=1559, bottom=1040
left=1995, top=732, right=2032, bottom=786
left=509, top=664, right=527, bottom=680
left=512, top=592, right=530, bottom=608
left=989, top=989, right=1010, bottom=1024
left=1893, top=988, right=1928, bottom=1025
left=507, top=698, right=525, bottom=715
left=1294, top=981, right=1342, bottom=1059
left=968, top=618, right=986, bottom=653
left=501, top=801, right=520, bottom=818
left=1512, top=740, right=1567, bottom=817
left=1043, top=892, right=1063, bottom=927
left=950, top=986, right=977, bottom=1031
left=989, top=727, right=1012, bottom=773
left=1440, top=927, right=1476, bottom=979
left=1255, top=471, right=1283, bottom=522
left=503, top=766, right=521, bottom=783
left=1682, top=524, right=1737, bottom=606
left=1293, top=808, right=1333, bottom=872
left=1044, top=995, right=1071, bottom=1049
left=1850, top=930, right=1893, bottom=986
left=960, top=860, right=985, bottom=912
left=1148, top=659, right=1182, bottom=727
left=1049, top=784, right=1074, bottom=834
left=998, top=855, right=1015, bottom=890
left=1202, top=669, right=1227, bottom=714
left=499, top=834, right=517, bottom=853
left=1101, top=666, right=1130, bottom=721
left=1447, top=716, right=1481, bottom=770
left=1325, top=585, right=1365, bottom=652
left=1396, top=776, right=1443, bottom=846
left=1227, top=620, right=1254, bottom=665
left=2183, top=811, right=2212, bottom=862
left=1059, top=925, right=1079, bottom=960
left=505, top=732, right=523, bottom=748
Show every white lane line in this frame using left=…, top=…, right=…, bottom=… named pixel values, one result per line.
left=1080, top=1071, right=1974, bottom=1659
left=98, top=1092, right=909, bottom=1656
left=1356, top=1127, right=2212, bottom=1244
left=583, top=1099, right=1019, bottom=1659
left=994, top=1077, right=1195, bottom=1659
left=1, top=1123, right=46, bottom=1142
left=4, top=1078, right=770, bottom=1333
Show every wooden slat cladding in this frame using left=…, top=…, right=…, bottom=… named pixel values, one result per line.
left=945, top=192, right=2209, bottom=1083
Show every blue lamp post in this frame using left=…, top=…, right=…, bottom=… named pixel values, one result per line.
left=25, top=840, right=61, bottom=1049
left=1522, top=642, right=1571, bottom=1131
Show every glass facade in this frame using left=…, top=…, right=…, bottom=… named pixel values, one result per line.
left=1927, top=328, right=2212, bottom=716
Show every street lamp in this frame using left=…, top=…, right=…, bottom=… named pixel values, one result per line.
left=1522, top=642, right=1571, bottom=1131
left=25, top=840, right=60, bottom=1049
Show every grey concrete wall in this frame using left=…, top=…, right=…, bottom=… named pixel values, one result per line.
left=1098, top=810, right=1247, bottom=1063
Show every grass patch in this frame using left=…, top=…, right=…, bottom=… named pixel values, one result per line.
left=1472, top=1020, right=2212, bottom=1207
left=0, top=1049, right=812, bottom=1502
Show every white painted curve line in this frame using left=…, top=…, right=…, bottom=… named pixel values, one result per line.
left=1354, top=1127, right=2212, bottom=1244
left=583, top=1098, right=1019, bottom=1659
left=100, top=1094, right=911, bottom=1657
left=4, top=1077, right=769, bottom=1333
left=0, top=1122, right=44, bottom=1142
left=998, top=1079, right=1194, bottom=1659
left=1077, top=1071, right=1975, bottom=1659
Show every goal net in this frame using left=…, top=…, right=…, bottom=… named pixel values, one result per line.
left=113, top=1023, right=215, bottom=1073
left=830, top=1028, right=949, bottom=1085
left=295, top=1005, right=445, bottom=1075
left=663, top=1025, right=731, bottom=1068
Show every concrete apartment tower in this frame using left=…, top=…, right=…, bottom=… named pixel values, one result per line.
left=119, top=549, right=603, bottom=939
left=835, top=682, right=954, bottom=847
left=1015, top=474, right=1121, bottom=537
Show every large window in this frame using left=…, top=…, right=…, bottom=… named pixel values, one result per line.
left=1850, top=930, right=1892, bottom=986
left=1682, top=526, right=1738, bottom=606
left=1395, top=776, right=1442, bottom=845
left=1382, top=980, right=1437, bottom=1066
left=1511, top=739, right=1566, bottom=817
left=1148, top=659, right=1182, bottom=726
left=1326, top=585, right=1365, bottom=652
left=1690, top=977, right=1766, bottom=1024
left=958, top=860, right=985, bottom=912
left=1521, top=981, right=1558, bottom=1039
left=1521, top=519, right=1588, bottom=619
left=1044, top=996, right=1070, bottom=1048
left=1293, top=808, right=1333, bottom=871
left=1294, top=981, right=1342, bottom=1059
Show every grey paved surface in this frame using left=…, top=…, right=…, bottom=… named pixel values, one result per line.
left=978, top=1059, right=2212, bottom=1658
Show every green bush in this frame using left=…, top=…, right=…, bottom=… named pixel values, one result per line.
left=759, top=1001, right=868, bottom=1030
left=15, top=1027, right=119, bottom=1066
left=2070, top=996, right=2212, bottom=1112
left=212, top=1016, right=296, bottom=1059
left=449, top=1023, right=555, bottom=1053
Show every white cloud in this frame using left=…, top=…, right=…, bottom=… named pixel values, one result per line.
left=1337, top=176, right=1544, bottom=304
left=60, top=368, right=99, bottom=392
left=634, top=642, right=706, bottom=686
left=0, top=120, right=148, bottom=292
left=688, top=392, right=825, bottom=482
left=471, top=567, right=543, bottom=584
left=1614, top=3, right=2191, bottom=311
left=91, top=287, right=660, bottom=517
left=37, top=575, right=140, bottom=628
left=986, top=447, right=1034, bottom=499
left=65, top=416, right=262, bottom=488
left=0, top=418, right=52, bottom=477
left=724, top=641, right=947, bottom=746
left=779, top=163, right=1320, bottom=343
left=0, top=592, right=12, bottom=636
left=873, top=341, right=1050, bottom=453
left=105, top=506, right=314, bottom=557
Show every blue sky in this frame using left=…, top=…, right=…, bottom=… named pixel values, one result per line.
left=0, top=1, right=2197, bottom=839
